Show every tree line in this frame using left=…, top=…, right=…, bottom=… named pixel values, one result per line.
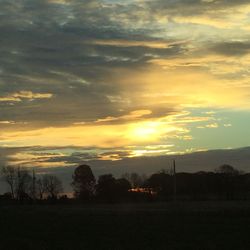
left=1, top=163, right=250, bottom=203
left=71, top=164, right=250, bottom=202
left=1, top=166, right=63, bottom=202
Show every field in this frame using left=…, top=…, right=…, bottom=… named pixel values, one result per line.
left=1, top=202, right=250, bottom=250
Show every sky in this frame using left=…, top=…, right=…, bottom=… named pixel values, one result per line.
left=1, top=0, right=250, bottom=171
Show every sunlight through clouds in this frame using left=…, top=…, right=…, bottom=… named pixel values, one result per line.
left=1, top=0, right=250, bottom=167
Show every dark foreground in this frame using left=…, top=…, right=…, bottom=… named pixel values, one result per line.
left=1, top=202, right=250, bottom=250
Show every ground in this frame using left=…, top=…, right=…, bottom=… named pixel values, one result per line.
left=1, top=201, right=250, bottom=250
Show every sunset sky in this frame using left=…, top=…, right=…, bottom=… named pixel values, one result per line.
left=1, top=0, right=250, bottom=169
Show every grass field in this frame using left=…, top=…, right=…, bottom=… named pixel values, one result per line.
left=1, top=201, right=250, bottom=250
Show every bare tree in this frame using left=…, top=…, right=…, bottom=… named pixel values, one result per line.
left=31, top=169, right=37, bottom=200
left=15, top=167, right=32, bottom=201
left=43, top=175, right=63, bottom=199
left=36, top=177, right=46, bottom=200
left=1, top=166, right=32, bottom=200
left=122, top=172, right=146, bottom=188
left=1, top=166, right=17, bottom=199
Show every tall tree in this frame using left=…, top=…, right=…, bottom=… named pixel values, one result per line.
left=15, top=168, right=32, bottom=201
left=1, top=166, right=17, bottom=199
left=96, top=174, right=116, bottom=202
left=43, top=175, right=63, bottom=199
left=96, top=175, right=131, bottom=202
left=36, top=177, right=46, bottom=200
left=72, top=165, right=96, bottom=200
left=1, top=166, right=32, bottom=200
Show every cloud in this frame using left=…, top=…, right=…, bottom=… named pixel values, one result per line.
left=93, top=109, right=153, bottom=124
left=0, top=91, right=53, bottom=102
left=197, top=123, right=219, bottom=129
left=0, top=0, right=188, bottom=130
left=147, top=0, right=250, bottom=18
left=0, top=0, right=249, bottom=165
left=2, top=146, right=250, bottom=191
left=210, top=41, right=250, bottom=56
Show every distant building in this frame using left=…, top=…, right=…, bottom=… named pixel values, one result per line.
left=129, top=188, right=157, bottom=196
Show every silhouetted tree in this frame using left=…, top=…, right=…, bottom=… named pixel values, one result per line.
left=31, top=169, right=37, bottom=200
left=215, top=164, right=240, bottom=176
left=1, top=166, right=17, bottom=199
left=122, top=173, right=145, bottom=188
left=36, top=177, right=47, bottom=200
left=144, top=172, right=172, bottom=200
left=96, top=175, right=131, bottom=202
left=0, top=192, right=12, bottom=201
left=142, top=165, right=248, bottom=201
left=72, top=164, right=96, bottom=200
left=96, top=174, right=117, bottom=202
left=1, top=166, right=32, bottom=200
left=43, top=175, right=63, bottom=199
left=215, top=164, right=241, bottom=200
left=15, top=168, right=32, bottom=201
left=115, top=178, right=131, bottom=200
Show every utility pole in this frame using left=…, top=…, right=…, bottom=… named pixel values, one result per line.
left=17, top=166, right=21, bottom=201
left=173, top=159, right=177, bottom=201
left=32, top=168, right=36, bottom=201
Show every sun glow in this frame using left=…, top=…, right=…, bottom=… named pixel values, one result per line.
left=129, top=122, right=161, bottom=141
left=132, top=126, right=157, bottom=138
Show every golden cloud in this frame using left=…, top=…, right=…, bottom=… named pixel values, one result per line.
left=0, top=91, right=53, bottom=102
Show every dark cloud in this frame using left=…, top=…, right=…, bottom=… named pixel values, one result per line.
left=0, top=147, right=21, bottom=166
left=211, top=42, right=250, bottom=56
left=0, top=145, right=133, bottom=167
left=147, top=0, right=250, bottom=17
left=2, top=145, right=250, bottom=193
left=0, top=0, right=186, bottom=129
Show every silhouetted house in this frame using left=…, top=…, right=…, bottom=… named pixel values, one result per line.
left=129, top=187, right=157, bottom=196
